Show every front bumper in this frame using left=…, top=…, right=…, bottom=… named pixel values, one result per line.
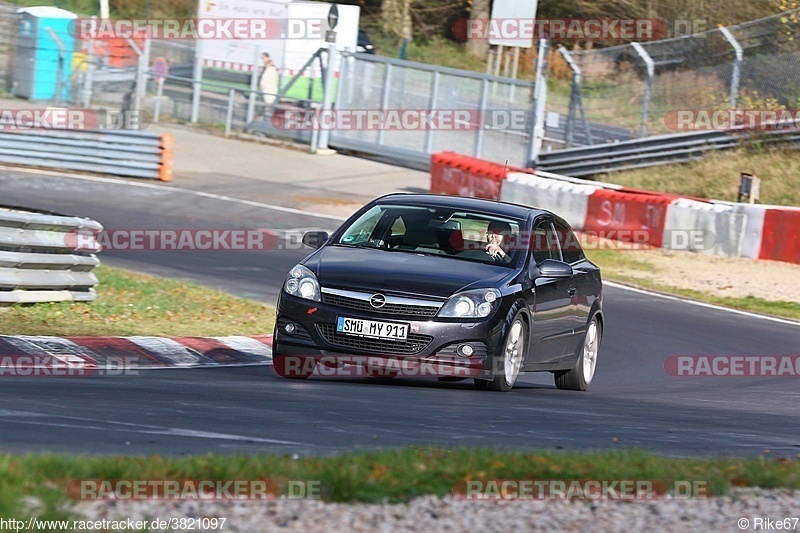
left=272, top=292, right=508, bottom=379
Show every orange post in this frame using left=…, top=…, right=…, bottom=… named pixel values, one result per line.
left=158, top=133, right=174, bottom=182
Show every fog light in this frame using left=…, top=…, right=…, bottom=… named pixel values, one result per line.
left=284, top=322, right=296, bottom=335
left=458, top=344, right=475, bottom=357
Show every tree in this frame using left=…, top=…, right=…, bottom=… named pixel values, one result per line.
left=466, top=0, right=490, bottom=57
left=382, top=0, right=413, bottom=43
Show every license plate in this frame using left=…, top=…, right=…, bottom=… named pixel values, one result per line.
left=336, top=317, right=408, bottom=341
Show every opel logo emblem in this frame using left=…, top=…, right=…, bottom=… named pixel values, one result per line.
left=370, top=293, right=386, bottom=308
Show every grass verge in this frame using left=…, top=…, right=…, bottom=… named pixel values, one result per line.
left=600, top=147, right=800, bottom=207
left=0, top=265, right=275, bottom=337
left=1, top=448, right=799, bottom=519
left=585, top=248, right=800, bottom=320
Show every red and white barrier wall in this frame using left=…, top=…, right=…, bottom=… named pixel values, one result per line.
left=500, top=173, right=602, bottom=229
left=501, top=171, right=800, bottom=263
left=760, top=208, right=800, bottom=263
left=430, top=152, right=532, bottom=200
left=429, top=151, right=800, bottom=264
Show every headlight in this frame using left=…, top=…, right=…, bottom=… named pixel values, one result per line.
left=438, top=289, right=501, bottom=318
left=283, top=264, right=321, bottom=302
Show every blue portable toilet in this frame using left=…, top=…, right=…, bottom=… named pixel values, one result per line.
left=12, top=6, right=77, bottom=101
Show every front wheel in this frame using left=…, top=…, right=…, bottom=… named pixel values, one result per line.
left=485, top=313, right=528, bottom=392
left=554, top=317, right=601, bottom=391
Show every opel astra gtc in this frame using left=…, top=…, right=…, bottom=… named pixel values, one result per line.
left=272, top=194, right=604, bottom=392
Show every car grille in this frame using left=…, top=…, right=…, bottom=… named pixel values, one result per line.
left=322, top=293, right=440, bottom=317
left=316, top=324, right=433, bottom=355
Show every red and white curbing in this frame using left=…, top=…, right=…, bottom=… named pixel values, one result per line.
left=0, top=335, right=273, bottom=371
left=499, top=171, right=800, bottom=263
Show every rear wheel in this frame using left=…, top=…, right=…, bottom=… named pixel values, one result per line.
left=272, top=354, right=317, bottom=379
left=486, top=313, right=527, bottom=392
left=554, top=317, right=601, bottom=391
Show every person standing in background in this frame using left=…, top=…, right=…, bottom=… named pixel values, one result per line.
left=259, top=52, right=279, bottom=110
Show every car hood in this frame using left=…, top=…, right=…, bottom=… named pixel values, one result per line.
left=306, top=246, right=513, bottom=298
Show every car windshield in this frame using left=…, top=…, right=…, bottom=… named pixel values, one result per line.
left=335, top=204, right=525, bottom=267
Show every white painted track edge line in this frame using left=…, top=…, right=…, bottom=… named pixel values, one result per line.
left=605, top=280, right=800, bottom=327
left=0, top=165, right=348, bottom=222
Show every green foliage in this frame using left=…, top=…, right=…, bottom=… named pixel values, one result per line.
left=0, top=266, right=275, bottom=337
left=603, top=147, right=800, bottom=206
left=1, top=448, right=799, bottom=519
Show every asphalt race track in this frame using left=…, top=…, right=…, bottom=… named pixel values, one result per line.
left=2, top=170, right=799, bottom=457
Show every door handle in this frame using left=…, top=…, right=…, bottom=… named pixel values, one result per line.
left=568, top=286, right=577, bottom=296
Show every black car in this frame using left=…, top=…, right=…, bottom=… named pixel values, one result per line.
left=272, top=194, right=604, bottom=392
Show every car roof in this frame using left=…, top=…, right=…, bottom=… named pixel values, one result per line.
left=374, top=193, right=544, bottom=220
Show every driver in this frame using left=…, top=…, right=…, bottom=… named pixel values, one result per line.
left=485, top=220, right=513, bottom=262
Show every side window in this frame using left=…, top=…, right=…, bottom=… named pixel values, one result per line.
left=554, top=221, right=585, bottom=264
left=390, top=217, right=406, bottom=236
left=531, top=221, right=561, bottom=264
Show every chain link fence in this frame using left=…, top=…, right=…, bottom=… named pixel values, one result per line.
left=2, top=3, right=800, bottom=166
left=549, top=8, right=800, bottom=150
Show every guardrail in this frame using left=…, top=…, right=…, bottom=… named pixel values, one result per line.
left=0, top=129, right=174, bottom=181
left=537, top=127, right=800, bottom=177
left=0, top=206, right=103, bottom=304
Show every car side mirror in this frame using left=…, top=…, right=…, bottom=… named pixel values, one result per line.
left=302, top=231, right=329, bottom=249
left=535, top=258, right=573, bottom=279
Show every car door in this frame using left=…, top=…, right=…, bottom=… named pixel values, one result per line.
left=553, top=220, right=592, bottom=361
left=529, top=219, right=576, bottom=363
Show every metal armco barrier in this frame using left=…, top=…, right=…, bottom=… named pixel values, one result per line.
left=0, top=130, right=174, bottom=181
left=536, top=128, right=800, bottom=177
left=0, top=207, right=102, bottom=304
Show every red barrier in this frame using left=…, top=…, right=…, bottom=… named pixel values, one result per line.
left=584, top=189, right=673, bottom=248
left=430, top=152, right=532, bottom=200
left=759, top=209, right=800, bottom=263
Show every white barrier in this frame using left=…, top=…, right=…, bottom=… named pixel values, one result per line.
left=501, top=172, right=601, bottom=229
left=709, top=202, right=768, bottom=260
left=662, top=199, right=756, bottom=258
left=0, top=207, right=102, bottom=304
left=500, top=171, right=780, bottom=262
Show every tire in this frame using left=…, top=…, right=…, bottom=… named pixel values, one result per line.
left=486, top=311, right=528, bottom=392
left=554, top=316, right=601, bottom=391
left=272, top=354, right=317, bottom=379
